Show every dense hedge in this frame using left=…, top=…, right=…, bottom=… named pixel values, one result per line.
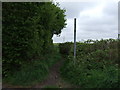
left=2, top=2, right=66, bottom=77
left=59, top=42, right=73, bottom=56
left=60, top=39, right=119, bottom=88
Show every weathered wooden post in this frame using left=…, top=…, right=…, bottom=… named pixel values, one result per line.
left=118, top=2, right=120, bottom=39
left=118, top=2, right=120, bottom=64
left=74, top=18, right=76, bottom=62
left=118, top=34, right=120, bottom=39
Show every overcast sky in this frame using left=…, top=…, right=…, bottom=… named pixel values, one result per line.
left=52, top=0, right=119, bottom=43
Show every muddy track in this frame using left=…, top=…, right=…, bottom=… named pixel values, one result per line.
left=33, top=59, right=73, bottom=88
left=3, top=59, right=76, bottom=88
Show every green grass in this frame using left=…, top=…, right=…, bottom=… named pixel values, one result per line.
left=3, top=45, right=62, bottom=86
left=4, top=60, right=49, bottom=86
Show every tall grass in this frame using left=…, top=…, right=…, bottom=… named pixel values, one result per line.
left=3, top=45, right=61, bottom=86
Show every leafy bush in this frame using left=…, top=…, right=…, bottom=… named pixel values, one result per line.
left=61, top=57, right=119, bottom=88
left=3, top=45, right=62, bottom=86
left=60, top=39, right=119, bottom=88
left=59, top=42, right=73, bottom=55
left=2, top=2, right=66, bottom=77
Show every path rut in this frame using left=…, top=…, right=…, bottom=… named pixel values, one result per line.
left=33, top=59, right=73, bottom=88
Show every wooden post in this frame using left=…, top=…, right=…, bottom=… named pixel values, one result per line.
left=74, top=18, right=76, bottom=61
left=118, top=34, right=120, bottom=39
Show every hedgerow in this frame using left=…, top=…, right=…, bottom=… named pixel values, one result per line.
left=60, top=39, right=119, bottom=88
left=2, top=2, right=66, bottom=78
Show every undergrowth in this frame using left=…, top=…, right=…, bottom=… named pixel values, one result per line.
left=60, top=39, right=119, bottom=88
left=3, top=45, right=61, bottom=86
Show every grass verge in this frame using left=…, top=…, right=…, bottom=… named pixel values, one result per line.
left=3, top=45, right=62, bottom=86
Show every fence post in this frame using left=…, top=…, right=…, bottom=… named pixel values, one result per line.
left=74, top=18, right=76, bottom=63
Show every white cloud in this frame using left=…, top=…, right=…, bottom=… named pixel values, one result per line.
left=52, top=0, right=118, bottom=43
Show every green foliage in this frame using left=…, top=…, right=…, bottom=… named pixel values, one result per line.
left=2, top=2, right=66, bottom=78
left=60, top=39, right=119, bottom=88
left=59, top=42, right=73, bottom=56
left=61, top=56, right=119, bottom=88
left=4, top=60, right=49, bottom=86
left=3, top=44, right=62, bottom=86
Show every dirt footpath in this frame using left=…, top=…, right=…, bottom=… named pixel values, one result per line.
left=33, top=59, right=73, bottom=88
